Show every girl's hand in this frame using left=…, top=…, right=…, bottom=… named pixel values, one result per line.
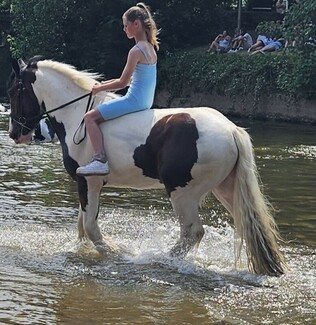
left=91, top=82, right=102, bottom=95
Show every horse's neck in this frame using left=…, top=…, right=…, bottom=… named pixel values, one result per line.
left=34, top=69, right=120, bottom=141
left=35, top=75, right=88, bottom=130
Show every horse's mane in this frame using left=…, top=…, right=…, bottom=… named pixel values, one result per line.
left=37, top=59, right=103, bottom=92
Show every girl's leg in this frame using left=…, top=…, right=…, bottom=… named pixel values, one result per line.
left=208, top=41, right=218, bottom=53
left=260, top=45, right=276, bottom=53
left=76, top=109, right=109, bottom=176
left=84, top=109, right=107, bottom=162
left=249, top=41, right=262, bottom=52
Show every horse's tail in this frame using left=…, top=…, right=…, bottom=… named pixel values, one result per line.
left=232, top=127, right=287, bottom=276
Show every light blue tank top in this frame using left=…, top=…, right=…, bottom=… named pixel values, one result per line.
left=126, top=44, right=157, bottom=109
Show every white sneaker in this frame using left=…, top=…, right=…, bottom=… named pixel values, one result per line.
left=76, top=160, right=109, bottom=176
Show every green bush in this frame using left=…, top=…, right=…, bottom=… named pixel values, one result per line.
left=158, top=50, right=316, bottom=101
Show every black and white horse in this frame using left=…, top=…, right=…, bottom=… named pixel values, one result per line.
left=0, top=103, right=8, bottom=113
left=7, top=57, right=286, bottom=276
left=33, top=118, right=57, bottom=142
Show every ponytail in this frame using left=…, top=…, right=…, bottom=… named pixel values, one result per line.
left=124, top=2, right=160, bottom=50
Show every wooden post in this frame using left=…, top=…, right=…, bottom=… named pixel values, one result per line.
left=237, top=0, right=242, bottom=31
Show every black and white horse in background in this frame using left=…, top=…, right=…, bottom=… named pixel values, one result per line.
left=0, top=103, right=8, bottom=113
left=7, top=57, right=287, bottom=276
left=33, top=118, right=57, bottom=142
left=2, top=105, right=56, bottom=142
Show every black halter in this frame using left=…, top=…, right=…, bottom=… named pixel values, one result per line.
left=13, top=74, right=33, bottom=136
left=13, top=69, right=93, bottom=138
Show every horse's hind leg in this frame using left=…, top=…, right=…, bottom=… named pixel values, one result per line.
left=77, top=204, right=84, bottom=240
left=170, top=191, right=205, bottom=257
left=212, top=167, right=236, bottom=215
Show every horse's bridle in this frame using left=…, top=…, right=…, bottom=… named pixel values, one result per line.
left=12, top=68, right=93, bottom=138
left=13, top=73, right=33, bottom=136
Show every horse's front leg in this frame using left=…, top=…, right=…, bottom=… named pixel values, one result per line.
left=77, top=176, right=105, bottom=249
left=170, top=191, right=205, bottom=257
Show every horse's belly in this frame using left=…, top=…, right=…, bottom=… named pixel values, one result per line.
left=105, top=169, right=164, bottom=190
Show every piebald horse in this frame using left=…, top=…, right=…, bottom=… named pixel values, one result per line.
left=8, top=57, right=286, bottom=276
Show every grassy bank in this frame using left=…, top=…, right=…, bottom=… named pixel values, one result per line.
left=158, top=48, right=316, bottom=104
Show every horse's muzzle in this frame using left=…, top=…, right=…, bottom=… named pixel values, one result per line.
left=9, top=131, right=33, bottom=144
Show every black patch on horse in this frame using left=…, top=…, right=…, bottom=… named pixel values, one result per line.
left=133, top=113, right=199, bottom=196
left=49, top=116, right=88, bottom=210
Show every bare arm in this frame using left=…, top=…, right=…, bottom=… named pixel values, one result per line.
left=214, top=34, right=223, bottom=42
left=92, top=47, right=140, bottom=95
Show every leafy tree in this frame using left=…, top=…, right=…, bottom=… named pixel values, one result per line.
left=8, top=0, right=133, bottom=76
left=8, top=0, right=237, bottom=76
left=255, top=20, right=283, bottom=39
left=155, top=0, right=236, bottom=50
left=9, top=0, right=67, bottom=59
left=283, top=0, right=316, bottom=50
left=0, top=0, right=11, bottom=10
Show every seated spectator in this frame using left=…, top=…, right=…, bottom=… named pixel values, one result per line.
left=207, top=31, right=231, bottom=54
left=276, top=0, right=286, bottom=15
left=250, top=38, right=284, bottom=55
left=229, top=29, right=253, bottom=52
left=248, top=35, right=272, bottom=52
left=229, top=29, right=242, bottom=51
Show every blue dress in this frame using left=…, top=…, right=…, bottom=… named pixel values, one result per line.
left=97, top=44, right=157, bottom=120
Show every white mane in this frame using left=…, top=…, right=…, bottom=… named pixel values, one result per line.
left=37, top=60, right=103, bottom=92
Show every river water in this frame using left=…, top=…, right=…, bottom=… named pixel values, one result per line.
left=0, top=105, right=315, bottom=324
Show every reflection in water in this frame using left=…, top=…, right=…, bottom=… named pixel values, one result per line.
left=0, top=113, right=315, bottom=324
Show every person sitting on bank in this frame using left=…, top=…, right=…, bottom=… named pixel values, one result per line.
left=248, top=34, right=272, bottom=52
left=229, top=29, right=253, bottom=52
left=207, top=30, right=231, bottom=54
left=250, top=37, right=284, bottom=55
left=276, top=0, right=286, bottom=15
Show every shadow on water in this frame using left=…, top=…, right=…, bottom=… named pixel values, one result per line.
left=0, top=112, right=315, bottom=324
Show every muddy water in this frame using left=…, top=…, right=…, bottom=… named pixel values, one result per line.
left=0, top=109, right=315, bottom=324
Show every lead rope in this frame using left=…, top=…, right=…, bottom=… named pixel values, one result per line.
left=73, top=92, right=95, bottom=145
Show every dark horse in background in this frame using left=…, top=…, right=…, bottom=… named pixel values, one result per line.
left=7, top=56, right=286, bottom=276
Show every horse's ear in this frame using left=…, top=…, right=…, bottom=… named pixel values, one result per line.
left=27, top=55, right=45, bottom=70
left=18, top=58, right=26, bottom=69
left=11, top=58, right=20, bottom=77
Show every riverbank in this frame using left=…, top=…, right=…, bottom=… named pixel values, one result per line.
left=155, top=90, right=316, bottom=124
left=157, top=48, right=316, bottom=124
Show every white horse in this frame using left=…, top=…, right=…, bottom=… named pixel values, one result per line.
left=8, top=57, right=286, bottom=276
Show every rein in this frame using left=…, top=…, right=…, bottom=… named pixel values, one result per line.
left=73, top=92, right=95, bottom=145
left=14, top=74, right=93, bottom=142
left=38, top=92, right=92, bottom=121
left=41, top=92, right=94, bottom=145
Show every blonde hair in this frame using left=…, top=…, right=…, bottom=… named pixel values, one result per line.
left=124, top=2, right=160, bottom=50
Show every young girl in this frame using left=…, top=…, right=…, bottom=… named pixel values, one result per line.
left=76, top=2, right=159, bottom=176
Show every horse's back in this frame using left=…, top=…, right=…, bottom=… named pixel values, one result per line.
left=104, top=106, right=236, bottom=141
left=102, top=107, right=238, bottom=190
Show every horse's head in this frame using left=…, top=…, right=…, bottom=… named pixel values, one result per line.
left=8, top=57, right=43, bottom=144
